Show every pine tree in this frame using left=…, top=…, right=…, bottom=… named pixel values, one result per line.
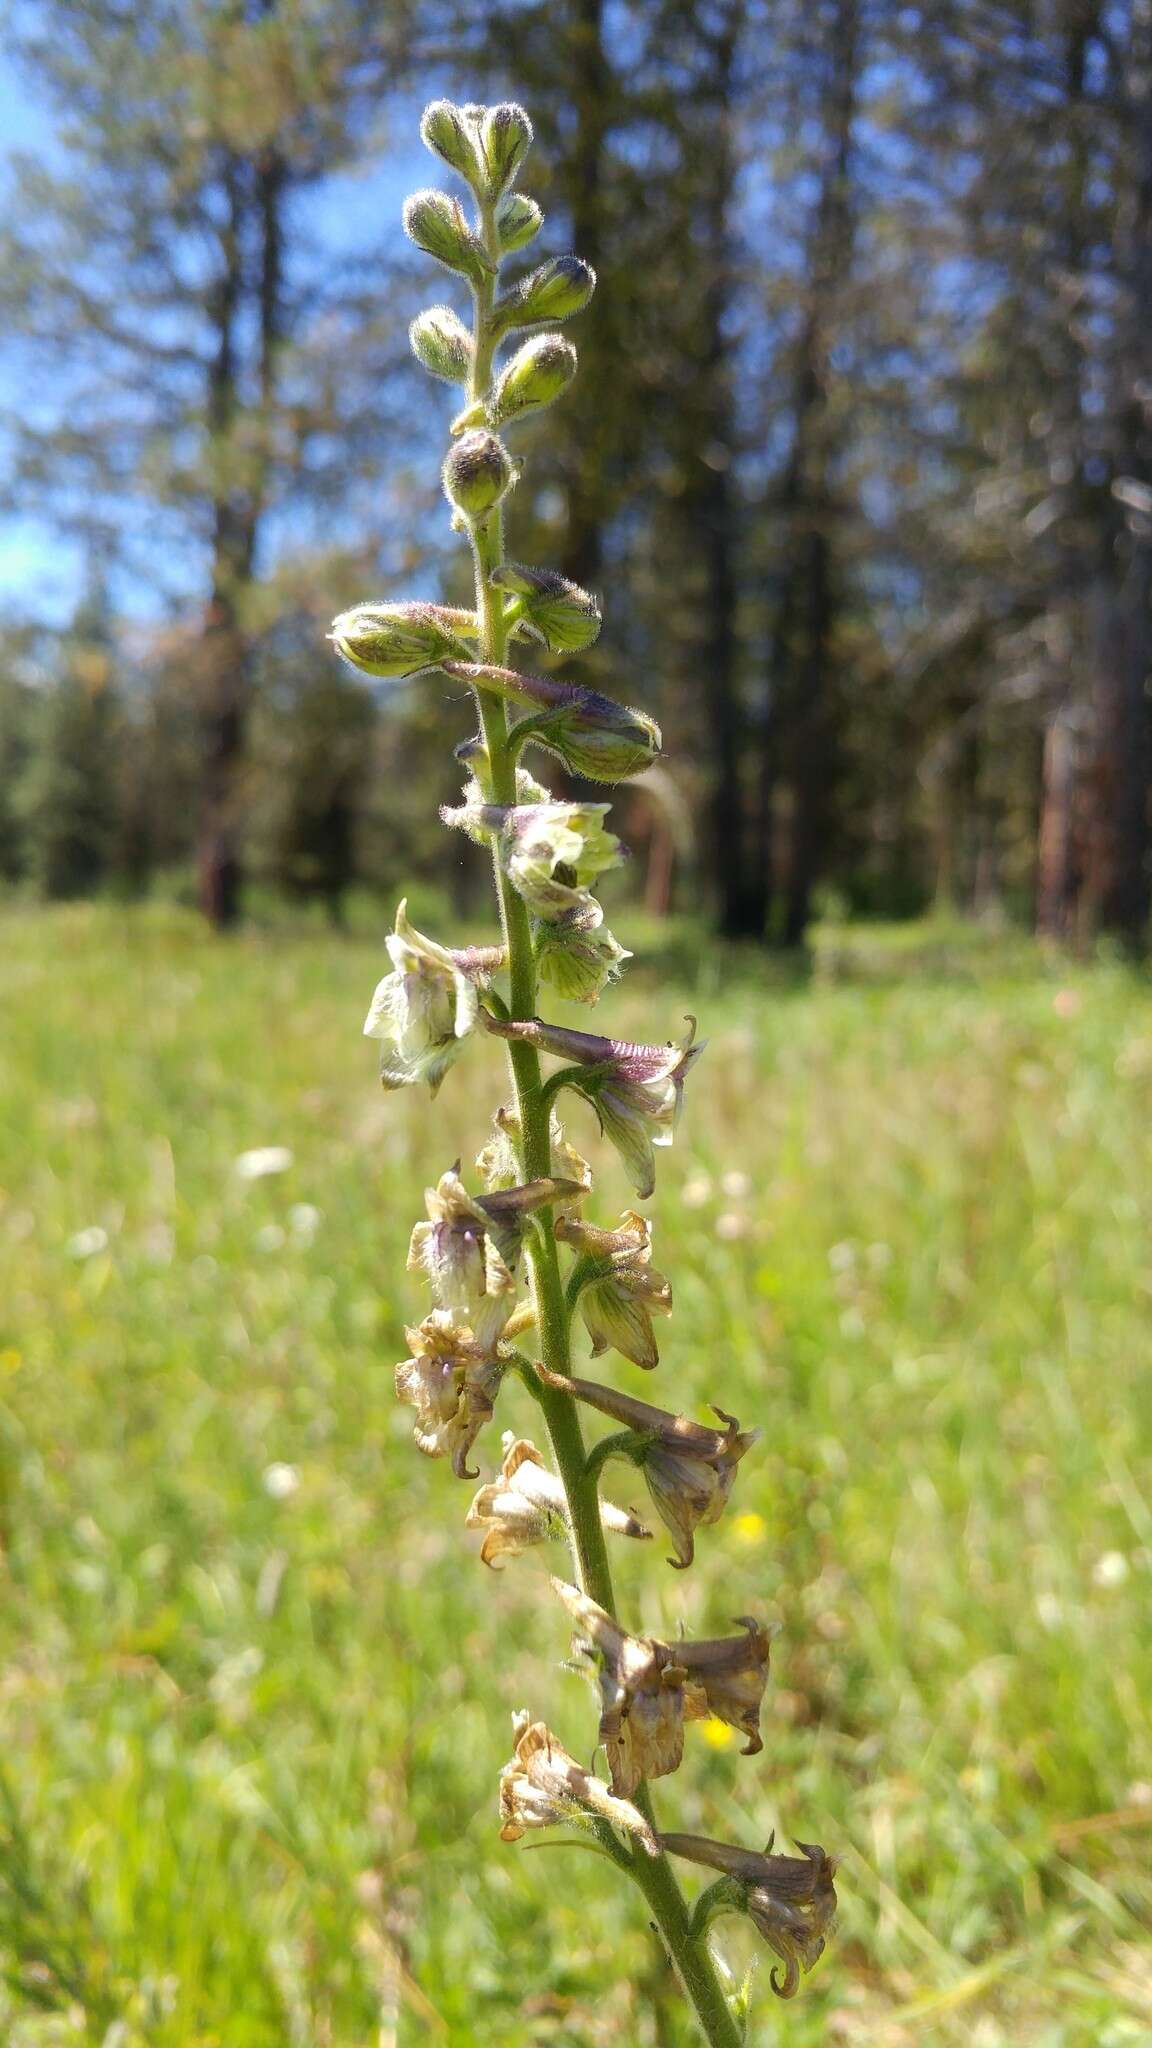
left=0, top=0, right=416, bottom=926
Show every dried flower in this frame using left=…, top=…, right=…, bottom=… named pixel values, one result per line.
left=555, top=1209, right=671, bottom=1368
left=499, top=1711, right=658, bottom=1854
left=466, top=1433, right=649, bottom=1566
left=542, top=1374, right=760, bottom=1567
left=362, top=900, right=503, bottom=1093
left=661, top=1835, right=837, bottom=1999
left=675, top=1618, right=774, bottom=1755
left=552, top=1578, right=687, bottom=1796
left=394, top=1310, right=504, bottom=1478
left=482, top=1015, right=702, bottom=1197
left=535, top=916, right=631, bottom=1005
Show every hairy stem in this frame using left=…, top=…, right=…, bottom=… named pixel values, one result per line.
left=463, top=195, right=742, bottom=2048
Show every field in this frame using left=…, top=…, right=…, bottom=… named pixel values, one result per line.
left=0, top=904, right=1150, bottom=2047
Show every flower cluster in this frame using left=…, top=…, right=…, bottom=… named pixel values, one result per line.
left=333, top=94, right=836, bottom=2041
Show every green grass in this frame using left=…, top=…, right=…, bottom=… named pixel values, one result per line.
left=0, top=903, right=1150, bottom=2046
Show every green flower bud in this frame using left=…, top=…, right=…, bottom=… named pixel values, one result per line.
left=410, top=305, right=473, bottom=385
left=491, top=563, right=602, bottom=651
left=440, top=662, right=663, bottom=782
left=419, top=100, right=484, bottom=185
left=403, top=189, right=493, bottom=287
left=495, top=191, right=543, bottom=253
left=494, top=256, right=596, bottom=335
left=442, top=430, right=516, bottom=520
left=490, top=335, right=577, bottom=426
left=330, top=601, right=474, bottom=678
left=479, top=103, right=533, bottom=196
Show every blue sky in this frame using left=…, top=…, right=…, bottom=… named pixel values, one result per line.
left=0, top=48, right=432, bottom=627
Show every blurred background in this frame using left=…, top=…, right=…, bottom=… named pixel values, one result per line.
left=1, top=3, right=1151, bottom=2046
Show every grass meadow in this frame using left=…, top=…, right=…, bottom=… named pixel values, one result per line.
left=0, top=903, right=1150, bottom=2046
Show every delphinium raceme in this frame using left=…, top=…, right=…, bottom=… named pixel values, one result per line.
left=331, top=97, right=837, bottom=2045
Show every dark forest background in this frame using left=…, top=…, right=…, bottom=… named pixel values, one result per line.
left=3, top=0, right=1152, bottom=951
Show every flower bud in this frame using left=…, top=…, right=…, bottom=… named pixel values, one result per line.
left=419, top=100, right=484, bottom=184
left=495, top=191, right=543, bottom=253
left=409, top=304, right=473, bottom=385
left=442, top=430, right=515, bottom=520
left=330, top=601, right=472, bottom=678
left=479, top=103, right=533, bottom=196
left=402, top=188, right=493, bottom=286
left=489, top=335, right=577, bottom=426
left=440, top=661, right=661, bottom=782
left=491, top=563, right=601, bottom=651
left=494, top=256, right=596, bottom=334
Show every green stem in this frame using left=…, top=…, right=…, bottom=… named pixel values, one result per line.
left=463, top=188, right=741, bottom=2048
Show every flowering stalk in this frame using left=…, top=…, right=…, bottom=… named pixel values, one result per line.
left=333, top=97, right=835, bottom=2045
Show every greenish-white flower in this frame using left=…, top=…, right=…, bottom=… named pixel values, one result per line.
left=363, top=900, right=504, bottom=1094
left=555, top=1209, right=671, bottom=1368
left=534, top=916, right=630, bottom=1005
left=442, top=794, right=626, bottom=924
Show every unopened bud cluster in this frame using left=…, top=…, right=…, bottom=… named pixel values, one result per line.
left=331, top=96, right=836, bottom=2040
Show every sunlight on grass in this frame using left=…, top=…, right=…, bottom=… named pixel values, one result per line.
left=0, top=905, right=1149, bottom=2044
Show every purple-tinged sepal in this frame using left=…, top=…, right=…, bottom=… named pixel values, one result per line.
left=482, top=1015, right=702, bottom=1197
left=662, top=1835, right=838, bottom=2000
left=540, top=1373, right=759, bottom=1568
left=439, top=662, right=661, bottom=782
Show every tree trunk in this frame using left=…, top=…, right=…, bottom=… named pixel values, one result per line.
left=196, top=135, right=285, bottom=931
left=560, top=0, right=610, bottom=590
left=1080, top=5, right=1152, bottom=946
left=759, top=0, right=859, bottom=949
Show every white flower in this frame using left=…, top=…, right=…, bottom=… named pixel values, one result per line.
left=234, top=1147, right=293, bottom=1181
left=263, top=1462, right=300, bottom=1500
left=67, top=1225, right=109, bottom=1259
